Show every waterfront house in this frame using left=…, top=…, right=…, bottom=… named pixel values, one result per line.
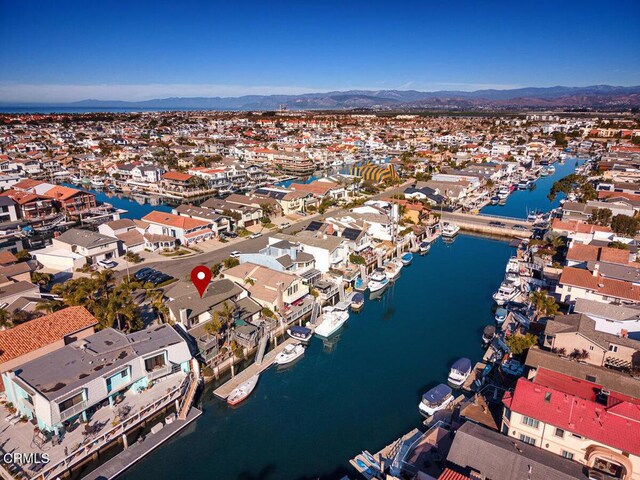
left=0, top=306, right=97, bottom=392
left=566, top=243, right=634, bottom=268
left=314, top=218, right=373, bottom=253
left=0, top=190, right=56, bottom=220
left=161, top=171, right=195, bottom=192
left=42, top=185, right=97, bottom=215
left=238, top=239, right=318, bottom=277
left=142, top=210, right=214, bottom=246
left=2, top=325, right=192, bottom=434
left=272, top=231, right=349, bottom=273
left=502, top=371, right=640, bottom=480
left=542, top=313, right=640, bottom=371
left=444, top=421, right=590, bottom=480
left=222, top=262, right=309, bottom=313
left=556, top=266, right=640, bottom=305
left=572, top=298, right=640, bottom=336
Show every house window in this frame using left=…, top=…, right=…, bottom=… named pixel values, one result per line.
left=608, top=345, right=618, bottom=353
left=567, top=286, right=572, bottom=292
left=519, top=434, right=536, bottom=446
left=145, top=353, right=167, bottom=372
left=544, top=392, right=552, bottom=402
left=58, top=392, right=84, bottom=413
left=521, top=416, right=539, bottom=428
left=586, top=375, right=597, bottom=383
left=561, top=450, right=574, bottom=460
left=554, top=428, right=565, bottom=438
left=571, top=433, right=582, bottom=439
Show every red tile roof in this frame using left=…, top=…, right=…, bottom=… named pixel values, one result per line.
left=162, top=171, right=193, bottom=181
left=12, top=178, right=45, bottom=191
left=44, top=185, right=88, bottom=201
left=559, top=266, right=640, bottom=301
left=551, top=218, right=612, bottom=234
left=0, top=251, right=17, bottom=266
left=0, top=306, right=97, bottom=364
left=504, top=376, right=640, bottom=456
left=142, top=210, right=209, bottom=230
left=439, top=468, right=470, bottom=480
left=566, top=243, right=630, bottom=265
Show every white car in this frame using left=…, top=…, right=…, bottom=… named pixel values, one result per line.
left=279, top=222, right=291, bottom=229
left=230, top=251, right=241, bottom=258
left=97, top=259, right=118, bottom=269
left=249, top=233, right=262, bottom=239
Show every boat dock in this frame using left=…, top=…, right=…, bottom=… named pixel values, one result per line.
left=462, top=361, right=487, bottom=392
left=213, top=337, right=298, bottom=399
left=82, top=407, right=202, bottom=480
left=440, top=211, right=533, bottom=238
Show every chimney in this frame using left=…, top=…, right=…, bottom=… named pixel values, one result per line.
left=592, top=262, right=600, bottom=277
left=179, top=308, right=188, bottom=327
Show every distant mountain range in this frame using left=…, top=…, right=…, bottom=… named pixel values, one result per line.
left=4, top=85, right=640, bottom=111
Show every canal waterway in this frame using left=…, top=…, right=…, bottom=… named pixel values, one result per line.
left=119, top=160, right=576, bottom=480
left=480, top=159, right=581, bottom=219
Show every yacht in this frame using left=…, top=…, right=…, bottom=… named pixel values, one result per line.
left=227, top=374, right=259, bottom=406
left=314, top=305, right=349, bottom=338
left=490, top=196, right=500, bottom=205
left=441, top=222, right=460, bottom=238
left=419, top=241, right=431, bottom=254
left=368, top=268, right=389, bottom=293
left=497, top=186, right=510, bottom=199
left=448, top=358, right=472, bottom=387
left=517, top=180, right=529, bottom=190
left=401, top=252, right=413, bottom=266
left=505, top=256, right=519, bottom=274
left=384, top=259, right=403, bottom=280
left=494, top=307, right=508, bottom=325
left=418, top=384, right=454, bottom=417
left=90, top=176, right=105, bottom=188
left=275, top=343, right=305, bottom=365
left=492, top=281, right=520, bottom=306
left=287, top=325, right=312, bottom=342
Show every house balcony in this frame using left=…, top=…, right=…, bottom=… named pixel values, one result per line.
left=59, top=400, right=89, bottom=422
left=146, top=365, right=173, bottom=381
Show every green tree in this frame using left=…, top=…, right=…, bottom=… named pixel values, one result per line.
left=506, top=333, right=539, bottom=356
left=210, top=262, right=223, bottom=277
left=223, top=257, right=240, bottom=269
left=611, top=214, right=640, bottom=237
left=14, top=250, right=31, bottom=263
left=529, top=290, right=559, bottom=319
left=205, top=311, right=224, bottom=336
left=591, top=207, right=612, bottom=226
left=35, top=299, right=66, bottom=314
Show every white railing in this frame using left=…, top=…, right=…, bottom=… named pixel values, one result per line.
left=35, top=375, right=190, bottom=480
left=59, top=401, right=88, bottom=422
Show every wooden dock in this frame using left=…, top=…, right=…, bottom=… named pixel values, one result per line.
left=82, top=407, right=202, bottom=480
left=213, top=337, right=297, bottom=399
left=462, top=361, right=487, bottom=392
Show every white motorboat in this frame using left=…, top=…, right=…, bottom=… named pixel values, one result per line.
left=497, top=187, right=510, bottom=199
left=287, top=325, right=312, bottom=342
left=419, top=241, right=431, bottom=254
left=384, top=259, right=403, bottom=280
left=547, top=165, right=556, bottom=174
left=441, top=222, right=460, bottom=238
left=90, top=176, right=105, bottom=188
left=494, top=308, right=508, bottom=325
left=418, top=384, right=454, bottom=417
left=275, top=343, right=305, bottom=365
left=492, top=281, right=520, bottom=306
left=368, top=268, right=389, bottom=293
left=505, top=256, right=519, bottom=274
left=227, top=374, right=259, bottom=406
left=490, top=196, right=500, bottom=205
left=314, top=306, right=349, bottom=338
left=448, top=358, right=472, bottom=387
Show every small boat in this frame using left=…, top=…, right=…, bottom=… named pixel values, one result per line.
left=90, top=176, right=105, bottom=188
left=441, top=222, right=460, bottom=238
left=540, top=167, right=550, bottom=177
left=354, top=276, right=368, bottom=292
left=494, top=308, right=508, bottom=325
left=401, top=253, right=413, bottom=266
left=501, top=358, right=524, bottom=377
left=419, top=241, right=431, bottom=254
left=547, top=165, right=556, bottom=174
left=275, top=343, right=305, bottom=365
left=368, top=269, right=389, bottom=293
left=517, top=180, right=529, bottom=190
left=482, top=325, right=496, bottom=345
left=314, top=305, right=349, bottom=338
left=448, top=357, right=472, bottom=387
left=384, top=259, right=403, bottom=280
left=287, top=325, right=312, bottom=342
left=227, top=374, right=259, bottom=405
left=492, top=282, right=520, bottom=306
left=350, top=292, right=365, bottom=312
left=497, top=187, right=510, bottom=199
left=505, top=256, right=519, bottom=274
left=418, top=383, right=454, bottom=417
left=490, top=196, right=500, bottom=205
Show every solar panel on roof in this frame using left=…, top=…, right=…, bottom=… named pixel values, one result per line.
left=306, top=221, right=323, bottom=231
left=342, top=228, right=362, bottom=241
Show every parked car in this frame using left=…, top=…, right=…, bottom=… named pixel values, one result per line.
left=512, top=224, right=529, bottom=231
left=249, top=233, right=262, bottom=239
left=297, top=211, right=308, bottom=216
left=230, top=251, right=241, bottom=258
left=97, top=259, right=118, bottom=269
left=279, top=222, right=291, bottom=230
left=146, top=271, right=166, bottom=283
left=225, top=231, right=238, bottom=238
left=489, top=221, right=507, bottom=228
left=134, top=267, right=155, bottom=281
left=151, top=274, right=173, bottom=285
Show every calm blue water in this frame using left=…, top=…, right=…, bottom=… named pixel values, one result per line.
left=61, top=183, right=172, bottom=219
left=121, top=235, right=512, bottom=480
left=480, top=159, right=582, bottom=219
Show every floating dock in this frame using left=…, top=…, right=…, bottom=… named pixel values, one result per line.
left=462, top=361, right=487, bottom=392
left=82, top=407, right=202, bottom=480
left=213, top=337, right=298, bottom=399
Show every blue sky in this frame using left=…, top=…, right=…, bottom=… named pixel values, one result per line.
left=1, top=0, right=639, bottom=102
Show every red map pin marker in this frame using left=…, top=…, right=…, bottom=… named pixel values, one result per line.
left=191, top=266, right=212, bottom=298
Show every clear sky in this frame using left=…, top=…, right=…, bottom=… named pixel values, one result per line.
left=1, top=0, right=639, bottom=103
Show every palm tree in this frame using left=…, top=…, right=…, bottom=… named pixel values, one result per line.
left=0, top=309, right=11, bottom=329
left=148, top=290, right=170, bottom=324
left=529, top=289, right=559, bottom=319
left=35, top=299, right=65, bottom=314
